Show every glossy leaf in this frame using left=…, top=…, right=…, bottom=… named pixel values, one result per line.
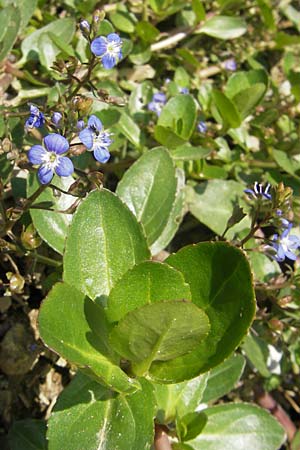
left=185, top=179, right=247, bottom=236
left=116, top=147, right=177, bottom=245
left=184, top=403, right=286, bottom=450
left=0, top=5, right=21, bottom=62
left=47, top=373, right=156, bottom=450
left=242, top=333, right=270, bottom=377
left=110, top=301, right=210, bottom=377
left=225, top=69, right=268, bottom=98
left=149, top=242, right=255, bottom=382
left=156, top=95, right=197, bottom=142
left=211, top=90, right=241, bottom=129
left=106, top=261, right=191, bottom=323
left=199, top=15, right=247, bottom=40
left=39, top=282, right=140, bottom=394
left=154, top=373, right=209, bottom=423
left=118, top=112, right=141, bottom=148
left=273, top=149, right=300, bottom=176
left=150, top=168, right=186, bottom=255
left=27, top=174, right=75, bottom=255
left=64, top=189, right=150, bottom=300
left=169, top=145, right=211, bottom=161
left=19, top=18, right=75, bottom=66
left=201, top=353, right=245, bottom=403
left=248, top=252, right=281, bottom=283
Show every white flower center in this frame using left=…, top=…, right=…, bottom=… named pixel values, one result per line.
left=41, top=151, right=59, bottom=170
left=106, top=41, right=121, bottom=57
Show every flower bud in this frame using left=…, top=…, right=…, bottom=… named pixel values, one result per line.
left=79, top=19, right=90, bottom=37
left=6, top=272, right=25, bottom=294
left=21, top=224, right=42, bottom=250
left=52, top=112, right=62, bottom=127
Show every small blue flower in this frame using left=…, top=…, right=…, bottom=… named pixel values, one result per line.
left=197, top=121, right=207, bottom=133
left=77, top=119, right=85, bottom=131
left=91, top=33, right=122, bottom=69
left=79, top=115, right=112, bottom=163
left=25, top=105, right=44, bottom=129
left=52, top=112, right=62, bottom=127
left=80, top=19, right=90, bottom=34
left=269, top=224, right=300, bottom=262
left=244, top=182, right=272, bottom=200
left=179, top=87, right=189, bottom=94
left=224, top=59, right=237, bottom=71
left=28, top=134, right=74, bottom=184
left=147, top=92, right=167, bottom=117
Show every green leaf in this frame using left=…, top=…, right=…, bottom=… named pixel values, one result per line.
left=248, top=252, right=281, bottom=283
left=170, top=145, right=211, bottom=161
left=8, top=419, right=47, bottom=450
left=110, top=301, right=210, bottom=377
left=273, top=149, right=300, bottom=177
left=19, top=18, right=75, bottom=66
left=242, top=333, right=270, bottom=377
left=149, top=242, right=255, bottom=382
left=225, top=70, right=268, bottom=99
left=177, top=412, right=207, bottom=442
left=153, top=373, right=209, bottom=423
left=211, top=90, right=241, bottom=129
left=106, top=261, right=191, bottom=323
left=233, top=84, right=266, bottom=119
left=0, top=5, right=21, bottom=62
left=116, top=147, right=177, bottom=245
left=192, top=0, right=206, bottom=21
left=184, top=403, right=286, bottom=450
left=64, top=189, right=150, bottom=300
left=47, top=373, right=156, bottom=450
left=48, top=31, right=76, bottom=57
left=27, top=174, right=75, bottom=255
left=110, top=10, right=136, bottom=33
left=117, top=112, right=142, bottom=148
left=156, top=95, right=197, bottom=142
left=150, top=168, right=186, bottom=255
left=202, top=353, right=245, bottom=403
left=39, top=282, right=140, bottom=394
left=199, top=15, right=247, bottom=40
left=185, top=179, right=247, bottom=236
left=136, top=21, right=160, bottom=43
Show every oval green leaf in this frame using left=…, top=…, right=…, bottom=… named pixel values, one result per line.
left=116, top=148, right=177, bottom=245
left=157, top=95, right=197, bottom=141
left=39, top=282, right=139, bottom=394
left=149, top=242, right=255, bottom=382
left=106, top=261, right=191, bottom=323
left=47, top=373, right=156, bottom=450
left=27, top=174, right=75, bottom=255
left=185, top=403, right=286, bottom=450
left=110, top=301, right=210, bottom=377
left=63, top=189, right=150, bottom=300
left=199, top=16, right=247, bottom=40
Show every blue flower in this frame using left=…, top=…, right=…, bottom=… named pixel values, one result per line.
left=244, top=182, right=272, bottom=200
left=269, top=224, right=300, bottom=262
left=224, top=59, right=237, bottom=71
left=79, top=115, right=112, bottom=163
left=147, top=92, right=167, bottom=116
left=28, top=134, right=74, bottom=184
left=179, top=87, right=189, bottom=94
left=25, top=105, right=44, bottom=129
left=197, top=121, right=207, bottom=133
left=52, top=112, right=62, bottom=127
left=91, top=33, right=122, bottom=69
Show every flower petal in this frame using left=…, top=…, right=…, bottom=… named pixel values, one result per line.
left=276, top=245, right=285, bottom=261
left=153, top=92, right=166, bottom=103
left=285, top=250, right=297, bottom=260
left=28, top=145, right=47, bottom=165
left=44, top=134, right=69, bottom=154
left=88, top=115, right=102, bottom=131
left=38, top=165, right=54, bottom=184
left=93, top=146, right=110, bottom=163
left=55, top=156, right=74, bottom=177
left=107, top=33, right=121, bottom=43
left=79, top=128, right=93, bottom=149
left=102, top=53, right=116, bottom=69
left=91, top=37, right=107, bottom=56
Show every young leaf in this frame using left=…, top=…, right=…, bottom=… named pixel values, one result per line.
left=110, top=301, right=210, bottom=377
left=211, top=90, right=241, bottom=129
left=201, top=353, right=245, bottom=403
left=39, top=282, right=140, bottom=394
left=106, top=261, right=191, bottom=323
left=47, top=373, right=156, bottom=450
left=27, top=174, right=75, bottom=255
left=149, top=242, right=255, bottom=382
left=184, top=403, right=286, bottom=450
left=64, top=189, right=150, bottom=300
left=116, top=147, right=177, bottom=245
left=199, top=15, right=247, bottom=40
